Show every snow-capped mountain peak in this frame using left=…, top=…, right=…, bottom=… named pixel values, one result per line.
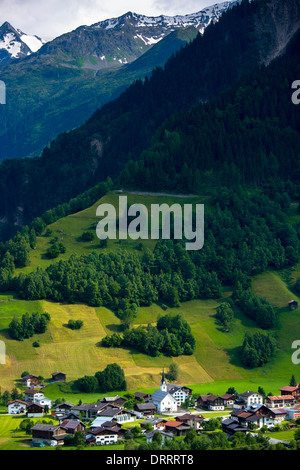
left=0, top=21, right=45, bottom=63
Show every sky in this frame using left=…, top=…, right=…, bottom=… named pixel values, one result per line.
left=0, top=0, right=230, bottom=40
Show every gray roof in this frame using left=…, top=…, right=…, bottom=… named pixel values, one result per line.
left=72, top=402, right=107, bottom=412
left=135, top=403, right=156, bottom=411
left=152, top=390, right=171, bottom=402
left=32, top=424, right=59, bottom=432
left=98, top=407, right=122, bottom=417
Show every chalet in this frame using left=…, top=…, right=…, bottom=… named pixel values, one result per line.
left=234, top=391, right=263, bottom=409
left=101, top=396, right=126, bottom=408
left=265, top=395, right=295, bottom=408
left=24, top=389, right=45, bottom=403
left=134, top=402, right=156, bottom=416
left=288, top=300, right=298, bottom=311
left=145, top=429, right=173, bottom=444
left=7, top=400, right=27, bottom=415
left=197, top=395, right=224, bottom=411
left=86, top=426, right=119, bottom=446
left=220, top=393, right=235, bottom=407
left=229, top=405, right=287, bottom=430
left=27, top=403, right=45, bottom=418
left=71, top=402, right=109, bottom=420
left=279, top=384, right=300, bottom=399
left=97, top=407, right=136, bottom=424
left=164, top=420, right=191, bottom=437
left=20, top=375, right=40, bottom=388
left=175, top=413, right=204, bottom=430
left=51, top=372, right=66, bottom=383
left=60, top=419, right=86, bottom=435
left=54, top=402, right=74, bottom=419
left=31, top=424, right=66, bottom=446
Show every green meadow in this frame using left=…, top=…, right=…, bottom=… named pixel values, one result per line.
left=1, top=192, right=300, bottom=400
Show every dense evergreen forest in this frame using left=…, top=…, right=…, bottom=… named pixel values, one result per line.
left=119, top=29, right=300, bottom=191
left=0, top=0, right=289, bottom=240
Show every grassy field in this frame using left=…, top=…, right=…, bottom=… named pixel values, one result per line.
left=1, top=191, right=300, bottom=401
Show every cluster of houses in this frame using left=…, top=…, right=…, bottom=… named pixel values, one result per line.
left=6, top=370, right=300, bottom=447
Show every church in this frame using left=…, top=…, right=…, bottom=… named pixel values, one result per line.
left=151, top=370, right=178, bottom=413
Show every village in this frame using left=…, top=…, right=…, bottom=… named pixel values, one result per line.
left=3, top=369, right=300, bottom=449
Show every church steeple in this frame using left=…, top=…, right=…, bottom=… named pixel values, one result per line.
left=160, top=368, right=167, bottom=392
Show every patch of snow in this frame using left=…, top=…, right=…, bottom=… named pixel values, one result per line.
left=20, top=34, right=44, bottom=52
left=0, top=33, right=22, bottom=58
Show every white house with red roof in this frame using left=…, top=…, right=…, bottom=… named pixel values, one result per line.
left=7, top=400, right=27, bottom=415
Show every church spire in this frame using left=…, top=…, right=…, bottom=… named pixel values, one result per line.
left=160, top=368, right=167, bottom=392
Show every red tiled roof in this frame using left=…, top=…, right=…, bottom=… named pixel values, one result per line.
left=165, top=421, right=183, bottom=428
left=7, top=400, right=27, bottom=405
left=267, top=395, right=294, bottom=400
left=279, top=386, right=298, bottom=392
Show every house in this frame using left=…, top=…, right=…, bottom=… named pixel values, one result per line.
left=166, top=384, right=193, bottom=407
left=24, top=389, right=45, bottom=403
left=134, top=402, right=156, bottom=416
left=220, top=393, right=235, bottom=407
left=51, top=372, right=66, bottom=383
left=86, top=426, right=119, bottom=446
left=279, top=384, right=300, bottom=399
left=27, top=403, right=45, bottom=418
left=288, top=300, right=298, bottom=310
left=60, top=419, right=86, bottom=435
left=96, top=407, right=136, bottom=424
left=175, top=413, right=204, bottom=430
left=197, top=395, right=224, bottom=411
left=234, top=391, right=263, bottom=408
left=164, top=420, right=191, bottom=437
left=34, top=396, right=52, bottom=409
left=222, top=419, right=248, bottom=435
left=71, top=402, right=109, bottom=420
left=229, top=405, right=287, bottom=430
left=7, top=400, right=27, bottom=415
left=265, top=395, right=295, bottom=408
left=101, top=396, right=126, bottom=409
left=20, top=375, right=40, bottom=388
left=54, top=402, right=74, bottom=419
left=145, top=429, right=173, bottom=444
left=31, top=424, right=66, bottom=446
